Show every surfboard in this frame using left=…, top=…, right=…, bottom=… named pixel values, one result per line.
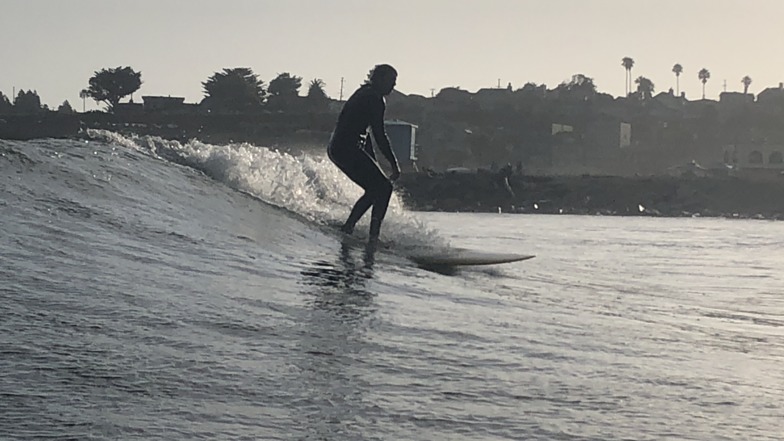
left=407, top=248, right=535, bottom=268
left=317, top=220, right=533, bottom=270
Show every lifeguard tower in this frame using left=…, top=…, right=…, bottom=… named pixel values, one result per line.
left=384, top=120, right=418, bottom=172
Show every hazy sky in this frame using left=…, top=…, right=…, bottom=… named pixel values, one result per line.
left=2, top=0, right=783, bottom=109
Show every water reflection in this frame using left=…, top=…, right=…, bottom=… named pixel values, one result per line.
left=294, top=239, right=379, bottom=440
left=300, top=239, right=376, bottom=319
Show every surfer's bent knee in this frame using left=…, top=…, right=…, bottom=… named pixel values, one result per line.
left=379, top=179, right=392, bottom=197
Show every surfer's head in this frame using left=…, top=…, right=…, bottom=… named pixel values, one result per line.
left=367, top=64, right=397, bottom=96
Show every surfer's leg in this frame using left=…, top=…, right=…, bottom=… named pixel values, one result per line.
left=330, top=149, right=392, bottom=237
left=346, top=168, right=392, bottom=237
left=342, top=193, right=372, bottom=234
left=329, top=146, right=369, bottom=233
left=368, top=180, right=392, bottom=239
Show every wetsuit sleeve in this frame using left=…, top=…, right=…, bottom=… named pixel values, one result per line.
left=369, top=96, right=398, bottom=169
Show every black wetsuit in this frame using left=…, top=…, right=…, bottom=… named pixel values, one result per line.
left=328, top=84, right=398, bottom=237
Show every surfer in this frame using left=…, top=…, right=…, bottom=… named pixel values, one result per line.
left=328, top=64, right=401, bottom=240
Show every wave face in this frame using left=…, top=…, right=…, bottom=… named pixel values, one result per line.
left=81, top=130, right=442, bottom=246
left=1, top=133, right=446, bottom=440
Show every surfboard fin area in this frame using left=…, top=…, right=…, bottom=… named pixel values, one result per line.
left=407, top=248, right=535, bottom=268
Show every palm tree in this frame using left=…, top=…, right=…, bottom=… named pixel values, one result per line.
left=79, top=89, right=88, bottom=112
left=305, top=78, right=329, bottom=110
left=698, top=68, right=711, bottom=99
left=741, top=76, right=752, bottom=94
left=306, top=78, right=329, bottom=108
left=307, top=78, right=327, bottom=99
left=622, top=57, right=635, bottom=96
left=672, top=64, right=683, bottom=96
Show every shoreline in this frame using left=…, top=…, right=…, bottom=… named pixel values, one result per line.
left=4, top=120, right=782, bottom=221
left=396, top=172, right=784, bottom=221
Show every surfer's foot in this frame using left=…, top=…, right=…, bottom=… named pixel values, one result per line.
left=340, top=223, right=354, bottom=235
left=367, top=234, right=392, bottom=251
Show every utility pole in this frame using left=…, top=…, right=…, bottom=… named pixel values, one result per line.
left=339, top=77, right=344, bottom=101
left=497, top=78, right=501, bottom=88
left=430, top=88, right=436, bottom=98
left=723, top=80, right=727, bottom=92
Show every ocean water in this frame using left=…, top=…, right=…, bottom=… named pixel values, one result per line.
left=2, top=133, right=783, bottom=440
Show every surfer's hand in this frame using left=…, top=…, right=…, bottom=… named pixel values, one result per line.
left=390, top=166, right=401, bottom=181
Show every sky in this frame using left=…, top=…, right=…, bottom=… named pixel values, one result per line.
left=2, top=0, right=783, bottom=110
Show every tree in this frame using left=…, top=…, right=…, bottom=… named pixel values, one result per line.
left=83, top=66, right=142, bottom=110
left=202, top=67, right=266, bottom=112
left=634, top=76, right=655, bottom=100
left=268, top=72, right=303, bottom=98
left=58, top=100, right=75, bottom=114
left=0, top=92, right=11, bottom=114
left=306, top=78, right=328, bottom=100
left=698, top=68, right=711, bottom=99
left=672, top=63, right=683, bottom=95
left=518, top=82, right=546, bottom=96
left=14, top=90, right=43, bottom=114
left=556, top=73, right=597, bottom=101
left=621, top=57, right=635, bottom=96
left=305, top=78, right=329, bottom=111
left=267, top=72, right=303, bottom=111
left=741, top=75, right=752, bottom=94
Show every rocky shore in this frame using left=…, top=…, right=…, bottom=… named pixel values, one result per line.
left=396, top=171, right=784, bottom=220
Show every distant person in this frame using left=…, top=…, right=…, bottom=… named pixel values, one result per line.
left=328, top=64, right=400, bottom=240
left=499, top=162, right=515, bottom=198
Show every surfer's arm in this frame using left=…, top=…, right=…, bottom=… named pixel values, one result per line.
left=369, top=97, right=399, bottom=172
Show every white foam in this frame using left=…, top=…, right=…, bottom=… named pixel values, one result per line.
left=86, top=130, right=447, bottom=249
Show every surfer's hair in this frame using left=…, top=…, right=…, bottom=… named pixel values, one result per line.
left=367, top=64, right=397, bottom=84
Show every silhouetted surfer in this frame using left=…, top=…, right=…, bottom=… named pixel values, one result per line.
left=328, top=64, right=400, bottom=241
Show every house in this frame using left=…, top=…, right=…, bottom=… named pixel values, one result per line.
left=653, top=91, right=688, bottom=112
left=473, top=87, right=513, bottom=111
left=113, top=102, right=144, bottom=116
left=719, top=91, right=754, bottom=107
left=641, top=93, right=685, bottom=121
left=435, top=87, right=472, bottom=105
left=724, top=144, right=784, bottom=170
left=142, top=96, right=188, bottom=113
left=756, top=83, right=784, bottom=107
left=674, top=98, right=719, bottom=124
